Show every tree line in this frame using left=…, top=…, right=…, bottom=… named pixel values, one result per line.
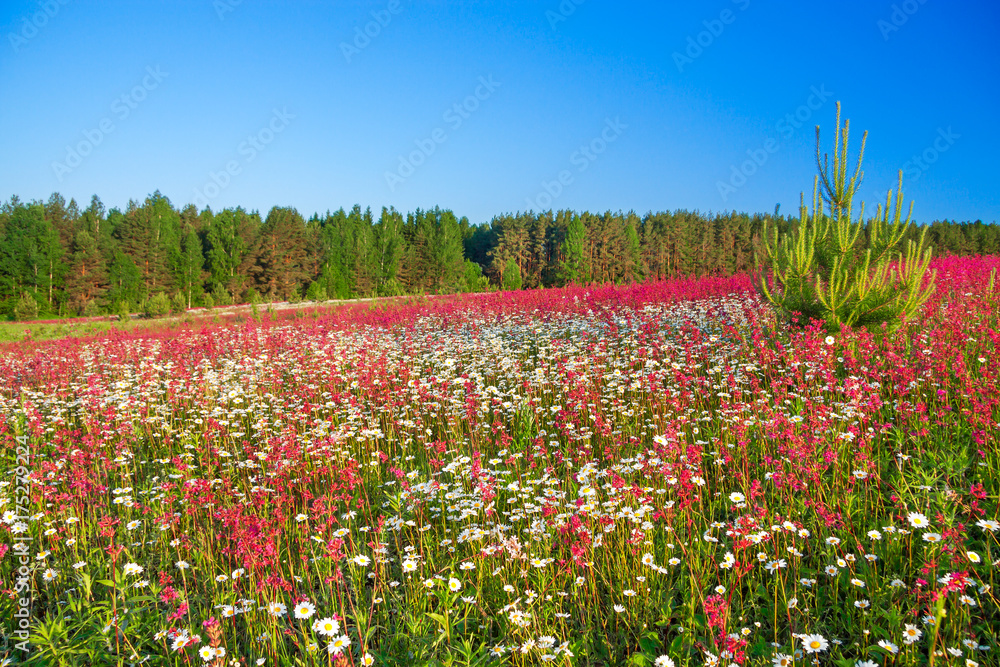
left=1, top=191, right=997, bottom=320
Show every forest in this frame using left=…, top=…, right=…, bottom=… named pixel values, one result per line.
left=1, top=191, right=998, bottom=320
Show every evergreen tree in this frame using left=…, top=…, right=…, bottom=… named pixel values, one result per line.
left=64, top=230, right=107, bottom=314
left=13, top=292, right=39, bottom=321
left=0, top=200, right=62, bottom=315
left=106, top=251, right=144, bottom=307
left=559, top=213, right=586, bottom=284
left=116, top=192, right=180, bottom=294
left=243, top=207, right=310, bottom=299
left=145, top=292, right=171, bottom=318
left=0, top=192, right=995, bottom=309
left=463, top=221, right=496, bottom=270
left=432, top=209, right=466, bottom=293
left=177, top=225, right=205, bottom=308
left=348, top=206, right=376, bottom=297
left=488, top=213, right=530, bottom=284
left=757, top=104, right=935, bottom=332
left=623, top=212, right=642, bottom=282
left=373, top=207, right=405, bottom=295
left=44, top=193, right=77, bottom=254
left=502, top=256, right=522, bottom=291
left=404, top=208, right=465, bottom=293
left=461, top=260, right=490, bottom=293
left=80, top=196, right=115, bottom=273
left=211, top=283, right=233, bottom=306
left=316, top=209, right=351, bottom=299
left=206, top=207, right=259, bottom=295
left=525, top=212, right=551, bottom=289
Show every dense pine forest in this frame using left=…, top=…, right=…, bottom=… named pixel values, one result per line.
left=1, top=191, right=997, bottom=320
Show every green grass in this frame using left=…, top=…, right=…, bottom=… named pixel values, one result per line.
left=0, top=319, right=124, bottom=342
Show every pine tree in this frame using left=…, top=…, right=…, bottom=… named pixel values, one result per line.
left=558, top=213, right=586, bottom=285
left=623, top=212, right=642, bottom=282
left=206, top=207, right=260, bottom=296
left=756, top=103, right=936, bottom=332
left=243, top=207, right=310, bottom=300
left=177, top=225, right=205, bottom=308
left=0, top=200, right=62, bottom=314
left=433, top=209, right=466, bottom=293
left=82, top=195, right=107, bottom=239
left=525, top=212, right=551, bottom=289
left=403, top=208, right=464, bottom=293
left=106, top=251, right=144, bottom=307
left=347, top=205, right=376, bottom=297
left=489, top=214, right=530, bottom=284
left=502, top=256, right=522, bottom=291
left=44, top=193, right=76, bottom=255
left=117, top=192, right=180, bottom=294
left=461, top=260, right=490, bottom=292
left=317, top=209, right=351, bottom=299
left=373, top=207, right=405, bottom=295
left=64, top=230, right=107, bottom=313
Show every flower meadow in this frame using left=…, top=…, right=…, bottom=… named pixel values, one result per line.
left=1, top=257, right=999, bottom=667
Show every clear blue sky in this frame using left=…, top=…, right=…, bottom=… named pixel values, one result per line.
left=1, top=0, right=997, bottom=225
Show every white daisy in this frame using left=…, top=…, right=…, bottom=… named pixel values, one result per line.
left=294, top=601, right=316, bottom=619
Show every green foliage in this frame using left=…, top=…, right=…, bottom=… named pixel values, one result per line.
left=117, top=191, right=180, bottom=295
left=144, top=292, right=171, bottom=318
left=114, top=300, right=131, bottom=322
left=756, top=103, right=936, bottom=333
left=377, top=277, right=406, bottom=297
left=0, top=189, right=994, bottom=316
left=244, top=206, right=310, bottom=300
left=201, top=292, right=214, bottom=309
left=211, top=283, right=232, bottom=307
left=406, top=207, right=466, bottom=294
left=106, top=251, right=143, bottom=309
left=305, top=280, right=328, bottom=302
left=171, top=291, right=187, bottom=313
left=460, top=260, right=490, bottom=293
left=80, top=299, right=101, bottom=318
left=623, top=212, right=643, bottom=282
left=373, top=206, right=405, bottom=294
left=175, top=224, right=204, bottom=309
left=206, top=207, right=257, bottom=291
left=64, top=230, right=106, bottom=314
left=13, top=292, right=39, bottom=321
left=559, top=213, right=587, bottom=284
left=501, top=257, right=522, bottom=291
